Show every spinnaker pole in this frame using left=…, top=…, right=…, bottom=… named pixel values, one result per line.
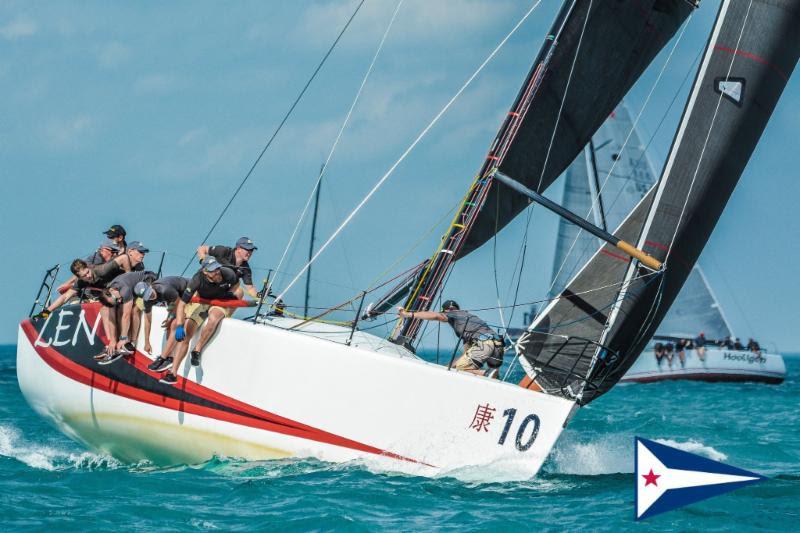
left=492, top=172, right=662, bottom=270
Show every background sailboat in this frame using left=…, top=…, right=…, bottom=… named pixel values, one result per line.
left=543, top=101, right=785, bottom=383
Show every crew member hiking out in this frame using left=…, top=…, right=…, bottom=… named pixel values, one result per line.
left=96, top=270, right=158, bottom=365
left=197, top=237, right=259, bottom=298
left=56, top=239, right=120, bottom=294
left=133, top=276, right=189, bottom=372
left=397, top=300, right=504, bottom=378
left=160, top=257, right=239, bottom=385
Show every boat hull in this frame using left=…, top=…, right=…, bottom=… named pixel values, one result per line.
left=621, top=347, right=785, bottom=384
left=17, top=303, right=575, bottom=479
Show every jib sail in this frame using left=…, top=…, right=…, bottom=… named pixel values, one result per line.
left=520, top=0, right=800, bottom=404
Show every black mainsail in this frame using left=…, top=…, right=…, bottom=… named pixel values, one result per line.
left=393, top=0, right=697, bottom=347
left=520, top=0, right=800, bottom=404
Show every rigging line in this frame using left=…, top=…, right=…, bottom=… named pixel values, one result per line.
left=502, top=0, right=593, bottom=327
left=276, top=0, right=545, bottom=303
left=551, top=45, right=702, bottom=292
left=179, top=0, right=366, bottom=276
left=270, top=0, right=403, bottom=294
left=534, top=0, right=592, bottom=193
left=545, top=12, right=694, bottom=297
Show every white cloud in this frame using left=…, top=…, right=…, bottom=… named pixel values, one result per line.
left=0, top=15, right=37, bottom=40
left=97, top=41, right=131, bottom=68
left=134, top=73, right=179, bottom=94
left=297, top=0, right=516, bottom=49
left=43, top=115, right=95, bottom=149
left=178, top=127, right=208, bottom=147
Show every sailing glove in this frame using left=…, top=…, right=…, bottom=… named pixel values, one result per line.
left=175, top=325, right=186, bottom=341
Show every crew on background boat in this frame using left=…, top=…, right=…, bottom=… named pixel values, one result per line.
left=676, top=338, right=688, bottom=368
left=96, top=270, right=158, bottom=365
left=653, top=342, right=665, bottom=365
left=134, top=276, right=190, bottom=372
left=734, top=338, right=745, bottom=350
left=197, top=237, right=259, bottom=299
left=747, top=338, right=762, bottom=355
left=664, top=342, right=675, bottom=367
left=694, top=332, right=706, bottom=361
left=397, top=300, right=504, bottom=378
left=160, top=257, right=239, bottom=385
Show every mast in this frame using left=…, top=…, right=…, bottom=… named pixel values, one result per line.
left=585, top=140, right=607, bottom=232
left=304, top=165, right=323, bottom=318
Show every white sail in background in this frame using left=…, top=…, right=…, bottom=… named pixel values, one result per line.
left=549, top=102, right=733, bottom=340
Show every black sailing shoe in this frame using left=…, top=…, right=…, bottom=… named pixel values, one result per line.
left=190, top=350, right=202, bottom=366
left=148, top=356, right=173, bottom=372
left=159, top=372, right=177, bottom=385
left=98, top=351, right=125, bottom=365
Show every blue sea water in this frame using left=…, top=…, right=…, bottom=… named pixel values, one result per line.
left=0, top=344, right=797, bottom=531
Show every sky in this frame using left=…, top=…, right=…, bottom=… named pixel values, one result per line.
left=1, top=1, right=799, bottom=351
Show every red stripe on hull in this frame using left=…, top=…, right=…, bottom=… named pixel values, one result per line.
left=20, top=319, right=432, bottom=467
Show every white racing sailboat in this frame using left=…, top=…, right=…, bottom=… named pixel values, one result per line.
left=17, top=0, right=799, bottom=478
left=547, top=101, right=786, bottom=384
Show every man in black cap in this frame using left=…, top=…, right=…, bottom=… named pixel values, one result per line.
left=133, top=276, right=189, bottom=372
left=159, top=257, right=239, bottom=384
left=397, top=300, right=504, bottom=377
left=104, top=224, right=128, bottom=254
left=197, top=237, right=259, bottom=298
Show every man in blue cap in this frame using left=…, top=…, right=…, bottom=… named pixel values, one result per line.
left=197, top=237, right=259, bottom=298
left=159, top=256, right=239, bottom=384
left=133, top=276, right=189, bottom=372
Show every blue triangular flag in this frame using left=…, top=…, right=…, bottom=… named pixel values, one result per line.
left=635, top=437, right=766, bottom=520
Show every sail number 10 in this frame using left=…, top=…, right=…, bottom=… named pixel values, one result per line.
left=498, top=408, right=540, bottom=451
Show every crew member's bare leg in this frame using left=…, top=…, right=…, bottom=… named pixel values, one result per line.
left=193, top=308, right=225, bottom=354
left=171, top=320, right=199, bottom=374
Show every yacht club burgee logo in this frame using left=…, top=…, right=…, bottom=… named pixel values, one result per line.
left=635, top=437, right=765, bottom=520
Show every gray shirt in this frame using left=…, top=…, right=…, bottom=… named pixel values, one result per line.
left=108, top=271, right=157, bottom=303
left=144, top=276, right=188, bottom=312
left=444, top=310, right=496, bottom=343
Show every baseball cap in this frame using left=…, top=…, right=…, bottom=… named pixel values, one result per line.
left=201, top=256, right=222, bottom=272
left=128, top=241, right=149, bottom=253
left=235, top=237, right=257, bottom=251
left=441, top=299, right=460, bottom=311
left=100, top=239, right=120, bottom=251
left=133, top=281, right=155, bottom=301
left=103, top=224, right=127, bottom=238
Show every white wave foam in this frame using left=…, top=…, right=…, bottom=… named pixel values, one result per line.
left=0, top=423, right=119, bottom=471
left=653, top=438, right=727, bottom=462
left=547, top=433, right=728, bottom=475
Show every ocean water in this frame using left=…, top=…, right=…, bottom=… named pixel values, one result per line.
left=1, top=344, right=797, bottom=531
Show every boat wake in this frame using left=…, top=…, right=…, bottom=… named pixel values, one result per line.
left=0, top=423, right=120, bottom=471
left=544, top=432, right=727, bottom=475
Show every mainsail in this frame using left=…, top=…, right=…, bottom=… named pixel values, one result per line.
left=393, top=0, right=696, bottom=347
left=520, top=0, right=800, bottom=404
left=549, top=102, right=734, bottom=341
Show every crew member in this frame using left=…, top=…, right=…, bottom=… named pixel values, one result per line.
left=694, top=332, right=706, bottom=362
left=104, top=224, right=128, bottom=254
left=654, top=342, right=665, bottom=365
left=133, top=276, right=189, bottom=372
left=96, top=270, right=157, bottom=364
left=160, top=257, right=239, bottom=385
left=197, top=237, right=259, bottom=298
left=56, top=239, right=120, bottom=294
left=397, top=300, right=504, bottom=377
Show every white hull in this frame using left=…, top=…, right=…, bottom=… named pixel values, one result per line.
left=621, top=347, right=785, bottom=384
left=17, top=303, right=575, bottom=479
